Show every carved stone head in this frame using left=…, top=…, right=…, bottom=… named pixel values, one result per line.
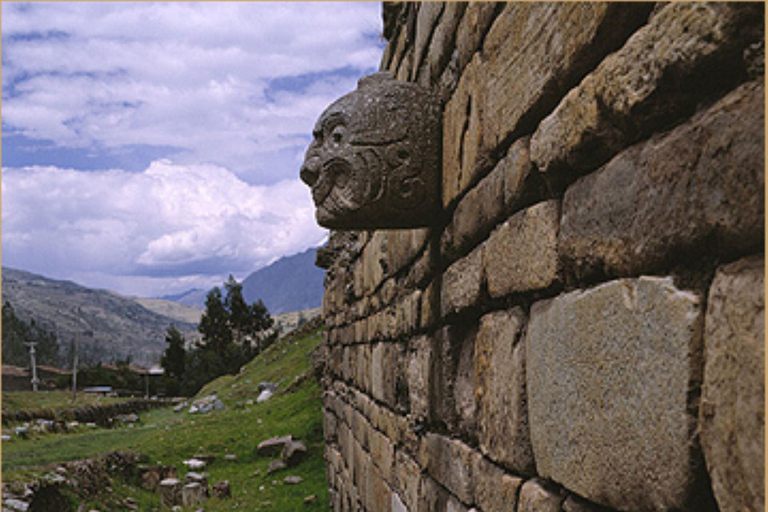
left=300, top=72, right=441, bottom=229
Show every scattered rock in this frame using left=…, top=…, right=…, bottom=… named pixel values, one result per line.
left=182, top=482, right=206, bottom=507
left=282, top=440, right=308, bottom=467
left=3, top=498, right=30, bottom=512
left=211, top=481, right=231, bottom=499
left=257, top=435, right=293, bottom=457
left=304, top=494, right=318, bottom=504
left=158, top=478, right=183, bottom=508
left=223, top=454, right=237, bottom=461
left=182, top=459, right=206, bottom=471
left=192, top=454, right=215, bottom=465
left=284, top=476, right=303, bottom=485
left=267, top=460, right=287, bottom=474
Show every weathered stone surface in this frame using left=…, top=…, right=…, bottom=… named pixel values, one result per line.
left=422, top=3, right=467, bottom=87
left=411, top=2, right=444, bottom=82
left=527, top=276, right=704, bottom=511
left=562, top=494, right=604, bottom=512
left=394, top=450, right=421, bottom=511
left=181, top=482, right=206, bottom=507
left=484, top=200, right=560, bottom=298
left=455, top=2, right=499, bottom=73
left=386, top=228, right=430, bottom=278
left=282, top=440, right=307, bottom=467
left=257, top=435, right=292, bottom=457
left=480, top=3, right=651, bottom=154
left=700, top=255, right=765, bottom=512
left=502, top=136, right=541, bottom=215
left=474, top=308, right=534, bottom=476
left=441, top=243, right=484, bottom=316
left=441, top=155, right=506, bottom=262
left=158, top=478, right=182, bottom=508
left=300, top=71, right=442, bottom=229
left=518, top=479, right=564, bottom=512
left=424, top=433, right=479, bottom=505
left=560, top=81, right=765, bottom=282
left=407, top=335, right=433, bottom=420
left=432, top=324, right=476, bottom=431
left=473, top=456, right=523, bottom=512
left=531, top=2, right=762, bottom=186
left=443, top=54, right=485, bottom=208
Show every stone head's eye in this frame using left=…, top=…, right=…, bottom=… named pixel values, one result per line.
left=330, top=124, right=347, bottom=146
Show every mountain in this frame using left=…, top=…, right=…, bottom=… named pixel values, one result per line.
left=132, top=297, right=203, bottom=325
left=241, top=248, right=325, bottom=315
left=158, top=288, right=208, bottom=309
left=1, top=268, right=199, bottom=367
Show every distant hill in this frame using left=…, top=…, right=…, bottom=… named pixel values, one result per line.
left=241, top=248, right=325, bottom=315
left=158, top=288, right=208, bottom=308
left=1, top=268, right=199, bottom=367
left=133, top=297, right=203, bottom=325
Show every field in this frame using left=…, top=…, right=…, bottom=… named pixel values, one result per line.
left=2, top=324, right=330, bottom=511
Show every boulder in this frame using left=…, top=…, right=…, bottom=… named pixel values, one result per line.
left=158, top=478, right=183, bottom=508
left=257, top=435, right=292, bottom=457
left=282, top=440, right=308, bottom=467
left=181, top=482, right=206, bottom=507
left=211, top=481, right=231, bottom=499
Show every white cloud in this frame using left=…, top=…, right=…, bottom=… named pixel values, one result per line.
left=2, top=161, right=328, bottom=296
left=2, top=2, right=384, bottom=182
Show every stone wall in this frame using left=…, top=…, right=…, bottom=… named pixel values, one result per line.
left=315, top=3, right=764, bottom=512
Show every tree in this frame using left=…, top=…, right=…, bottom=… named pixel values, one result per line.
left=160, top=325, right=186, bottom=396
left=198, top=287, right=232, bottom=353
left=2, top=301, right=59, bottom=368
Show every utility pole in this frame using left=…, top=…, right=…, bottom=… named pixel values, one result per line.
left=25, top=341, right=40, bottom=392
left=72, top=330, right=79, bottom=401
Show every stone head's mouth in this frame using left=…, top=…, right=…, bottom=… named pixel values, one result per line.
left=311, top=157, right=353, bottom=207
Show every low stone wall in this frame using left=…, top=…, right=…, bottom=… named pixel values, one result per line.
left=2, top=398, right=177, bottom=427
left=315, top=3, right=764, bottom=512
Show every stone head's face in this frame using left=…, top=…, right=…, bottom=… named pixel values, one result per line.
left=300, top=72, right=441, bottom=229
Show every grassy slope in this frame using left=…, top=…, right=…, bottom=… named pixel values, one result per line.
left=2, top=390, right=130, bottom=413
left=2, top=325, right=329, bottom=511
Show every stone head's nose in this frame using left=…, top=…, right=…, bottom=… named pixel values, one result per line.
left=300, top=160, right=319, bottom=187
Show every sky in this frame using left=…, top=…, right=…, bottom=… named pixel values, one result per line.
left=1, top=2, right=384, bottom=298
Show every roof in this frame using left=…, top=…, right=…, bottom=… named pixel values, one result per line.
left=2, top=365, right=29, bottom=377
left=37, top=365, right=71, bottom=375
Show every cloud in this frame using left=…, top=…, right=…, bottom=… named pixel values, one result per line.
left=2, top=2, right=384, bottom=184
left=2, top=161, right=327, bottom=296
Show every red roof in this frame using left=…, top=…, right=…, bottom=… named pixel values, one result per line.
left=2, top=365, right=29, bottom=377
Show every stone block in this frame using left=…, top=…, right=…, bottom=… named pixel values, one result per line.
left=395, top=450, right=421, bottom=512
left=481, top=3, right=651, bottom=154
left=518, top=479, right=563, bottom=512
left=526, top=276, right=704, bottom=511
left=474, top=308, right=534, bottom=476
left=560, top=81, right=764, bottom=282
left=441, top=244, right=484, bottom=317
left=424, top=433, right=479, bottom=505
left=407, top=335, right=434, bottom=421
left=443, top=54, right=486, bottom=207
left=423, top=3, right=467, bottom=87
left=411, top=2, right=444, bottom=82
left=700, top=255, right=765, bottom=512
left=395, top=290, right=421, bottom=338
left=484, top=200, right=560, bottom=298
left=441, top=155, right=506, bottom=262
left=473, top=456, right=523, bottom=512
left=532, top=3, right=762, bottom=187
left=369, top=427, right=395, bottom=482
left=502, top=136, right=541, bottom=215
left=387, top=229, right=430, bottom=278
left=182, top=482, right=206, bottom=507
left=455, top=2, right=499, bottom=73
left=420, top=278, right=440, bottom=329
left=158, top=478, right=182, bottom=508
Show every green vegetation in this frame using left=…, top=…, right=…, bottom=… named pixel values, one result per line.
left=2, top=390, right=129, bottom=414
left=3, top=323, right=329, bottom=511
left=2, top=301, right=59, bottom=367
left=162, top=275, right=278, bottom=396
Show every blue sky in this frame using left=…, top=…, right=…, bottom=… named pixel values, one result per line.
left=2, top=2, right=384, bottom=297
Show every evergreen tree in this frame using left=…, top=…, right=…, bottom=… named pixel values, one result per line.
left=160, top=325, right=186, bottom=396
left=198, top=287, right=232, bottom=353
left=2, top=301, right=59, bottom=367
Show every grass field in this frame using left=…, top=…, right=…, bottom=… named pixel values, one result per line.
left=2, top=325, right=330, bottom=511
left=2, top=390, right=131, bottom=414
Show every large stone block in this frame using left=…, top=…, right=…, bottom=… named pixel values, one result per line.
left=518, top=479, right=564, bottom=512
left=455, top=2, right=499, bottom=73
left=443, top=54, right=486, bottom=208
left=422, top=3, right=467, bottom=88
left=560, top=81, right=765, bottom=282
left=480, top=3, right=651, bottom=154
left=441, top=155, right=506, bottom=262
left=474, top=308, right=535, bottom=476
left=532, top=2, right=763, bottom=187
left=424, top=433, right=480, bottom=505
left=441, top=243, right=484, bottom=317
left=484, top=200, right=560, bottom=298
left=526, top=276, right=704, bottom=511
left=473, top=456, right=523, bottom=512
left=407, top=335, right=434, bottom=421
left=700, top=256, right=765, bottom=512
left=411, top=2, right=444, bottom=82
left=394, top=449, right=421, bottom=512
